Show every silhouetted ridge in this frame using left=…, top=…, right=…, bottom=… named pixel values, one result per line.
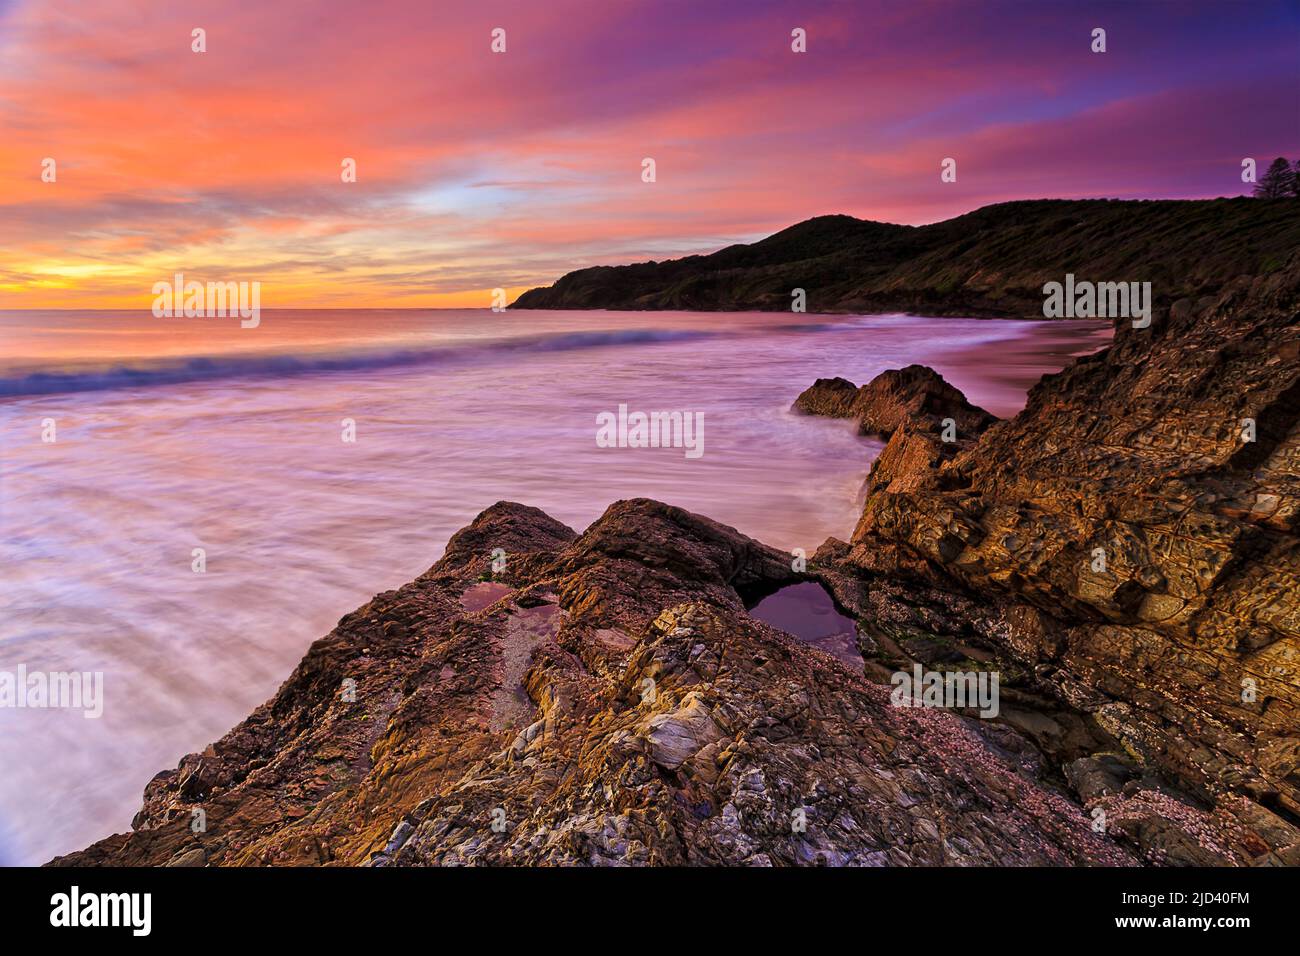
left=511, top=198, right=1300, bottom=316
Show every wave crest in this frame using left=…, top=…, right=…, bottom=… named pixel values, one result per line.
left=0, top=327, right=722, bottom=397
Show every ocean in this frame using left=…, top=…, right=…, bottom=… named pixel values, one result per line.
left=0, top=307, right=1109, bottom=864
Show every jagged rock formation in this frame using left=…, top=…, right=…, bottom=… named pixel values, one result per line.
left=803, top=255, right=1300, bottom=864
left=794, top=364, right=997, bottom=439
left=794, top=366, right=999, bottom=499
left=55, top=499, right=1160, bottom=867
left=511, top=199, right=1300, bottom=316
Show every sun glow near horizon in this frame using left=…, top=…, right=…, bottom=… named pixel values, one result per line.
left=2, top=0, right=1297, bottom=310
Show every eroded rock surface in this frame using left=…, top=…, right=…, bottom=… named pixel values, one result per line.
left=55, top=499, right=1148, bottom=867
left=807, top=256, right=1300, bottom=864
left=794, top=364, right=996, bottom=440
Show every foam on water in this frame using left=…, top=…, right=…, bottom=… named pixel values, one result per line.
left=0, top=308, right=1108, bottom=864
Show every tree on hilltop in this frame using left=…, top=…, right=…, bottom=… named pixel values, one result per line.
left=1254, top=157, right=1294, bottom=198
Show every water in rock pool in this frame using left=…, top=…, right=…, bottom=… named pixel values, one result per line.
left=0, top=308, right=1109, bottom=864
left=748, top=582, right=862, bottom=667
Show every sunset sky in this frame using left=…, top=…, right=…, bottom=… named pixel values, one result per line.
left=1, top=0, right=1297, bottom=309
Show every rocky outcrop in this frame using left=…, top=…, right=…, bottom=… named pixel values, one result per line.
left=806, top=254, right=1300, bottom=863
left=54, top=498, right=1167, bottom=867
left=791, top=377, right=858, bottom=419
left=795, top=365, right=997, bottom=498
left=848, top=365, right=997, bottom=438
left=795, top=364, right=996, bottom=438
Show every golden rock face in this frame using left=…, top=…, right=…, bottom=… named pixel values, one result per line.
left=827, top=256, right=1300, bottom=840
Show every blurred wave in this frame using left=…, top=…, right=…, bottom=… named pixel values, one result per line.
left=0, top=309, right=1107, bottom=865
left=0, top=327, right=726, bottom=397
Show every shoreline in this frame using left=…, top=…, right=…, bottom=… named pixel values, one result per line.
left=27, top=261, right=1300, bottom=866
left=8, top=312, right=1075, bottom=865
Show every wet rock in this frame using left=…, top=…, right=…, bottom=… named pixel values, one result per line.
left=49, top=499, right=1137, bottom=868
left=646, top=692, right=724, bottom=770
left=795, top=365, right=997, bottom=441
left=792, top=377, right=859, bottom=418
left=163, top=847, right=206, bottom=867
left=817, top=252, right=1300, bottom=857
left=1065, top=755, right=1135, bottom=803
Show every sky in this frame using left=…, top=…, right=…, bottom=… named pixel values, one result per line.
left=1, top=0, right=1297, bottom=309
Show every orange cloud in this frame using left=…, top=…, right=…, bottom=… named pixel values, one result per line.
left=1, top=0, right=1295, bottom=308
